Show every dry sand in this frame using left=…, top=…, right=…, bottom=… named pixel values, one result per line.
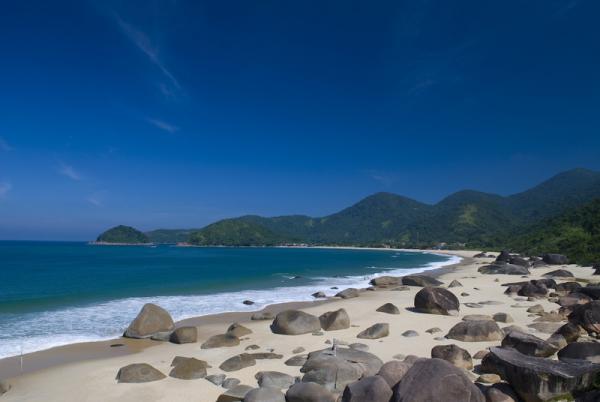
left=0, top=249, right=594, bottom=401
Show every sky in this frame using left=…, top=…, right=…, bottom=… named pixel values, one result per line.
left=0, top=0, right=599, bottom=240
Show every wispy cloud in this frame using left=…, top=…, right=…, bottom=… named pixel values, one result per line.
left=58, top=162, right=82, bottom=181
left=87, top=194, right=104, bottom=207
left=147, top=118, right=179, bottom=133
left=366, top=170, right=396, bottom=187
left=0, top=181, right=11, bottom=198
left=114, top=14, right=181, bottom=93
left=0, top=137, right=12, bottom=151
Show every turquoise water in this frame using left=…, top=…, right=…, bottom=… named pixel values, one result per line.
left=0, top=241, right=456, bottom=358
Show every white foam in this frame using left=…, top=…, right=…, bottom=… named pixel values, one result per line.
left=0, top=253, right=460, bottom=359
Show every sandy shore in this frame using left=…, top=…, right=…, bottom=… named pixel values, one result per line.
left=1, top=249, right=594, bottom=401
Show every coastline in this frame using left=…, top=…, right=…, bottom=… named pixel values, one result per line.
left=0, top=247, right=465, bottom=380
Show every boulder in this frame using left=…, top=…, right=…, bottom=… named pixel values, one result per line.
left=285, top=354, right=308, bottom=366
left=527, top=304, right=544, bottom=314
left=557, top=342, right=600, bottom=363
left=246, top=352, right=283, bottom=360
left=448, top=280, right=463, bottom=288
left=446, top=320, right=504, bottom=342
left=335, top=288, right=360, bottom=299
left=123, top=303, right=175, bottom=339
left=556, top=281, right=582, bottom=293
left=219, top=354, right=256, bottom=372
left=473, top=350, right=489, bottom=359
left=402, top=275, right=443, bottom=287
left=578, top=286, right=600, bottom=300
left=496, top=251, right=511, bottom=263
left=551, top=322, right=582, bottom=344
left=493, top=313, right=514, bottom=323
left=243, top=387, right=285, bottom=402
left=376, top=303, right=400, bottom=314
left=227, top=323, right=252, bottom=337
left=478, top=264, right=530, bottom=275
left=349, top=343, right=369, bottom=351
left=271, top=310, right=321, bottom=335
left=116, top=363, right=166, bottom=383
left=501, top=331, right=558, bottom=357
left=484, top=383, right=519, bottom=402
left=509, top=256, right=530, bottom=267
left=402, top=330, right=418, bottom=337
left=482, top=346, right=600, bottom=402
left=558, top=293, right=592, bottom=308
left=518, top=283, right=548, bottom=298
left=370, top=276, right=402, bottom=287
left=431, top=344, right=473, bottom=369
left=216, top=385, right=253, bottom=402
left=251, top=311, right=274, bottom=320
left=391, top=358, right=485, bottom=402
left=543, top=253, right=569, bottom=265
left=568, top=301, right=600, bottom=335
left=414, top=287, right=459, bottom=316
left=544, top=269, right=574, bottom=278
left=341, top=375, right=392, bottom=402
left=357, top=323, right=389, bottom=339
left=201, top=333, right=240, bottom=349
left=319, top=308, right=350, bottom=331
left=377, top=361, right=411, bottom=388
left=477, top=373, right=501, bottom=384
left=169, top=326, right=197, bottom=344
left=169, top=357, right=207, bottom=380
left=312, top=291, right=326, bottom=298
left=286, top=382, right=336, bottom=402
left=255, top=371, right=296, bottom=388
left=223, top=378, right=241, bottom=389
left=206, top=374, right=226, bottom=386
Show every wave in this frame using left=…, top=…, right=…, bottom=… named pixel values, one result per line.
left=0, top=253, right=460, bottom=359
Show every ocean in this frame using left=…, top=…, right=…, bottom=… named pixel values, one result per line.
left=0, top=241, right=458, bottom=359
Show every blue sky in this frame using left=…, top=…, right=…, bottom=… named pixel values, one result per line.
left=1, top=0, right=599, bottom=240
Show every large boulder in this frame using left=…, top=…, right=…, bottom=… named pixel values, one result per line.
left=414, top=287, right=459, bottom=316
left=219, top=353, right=256, bottom=372
left=370, top=276, right=402, bottom=287
left=319, top=308, right=350, bottom=331
left=558, top=293, right=592, bottom=308
left=446, top=320, right=504, bottom=342
left=431, top=344, right=473, bottom=369
left=509, top=256, right=530, bottom=267
left=286, top=382, right=336, bottom=402
left=518, top=282, right=548, bottom=298
left=169, top=357, right=207, bottom=380
left=255, top=371, right=296, bottom=388
left=216, top=385, right=253, bottom=402
left=116, top=363, right=166, bottom=383
left=201, top=333, right=240, bottom=349
left=557, top=342, right=600, bottom=363
left=123, top=303, right=174, bottom=339
left=402, top=275, right=443, bottom=287
left=243, top=387, right=285, bottom=402
left=341, top=375, right=393, bottom=402
left=377, top=361, right=411, bottom=388
left=544, top=269, right=574, bottom=278
left=271, top=310, right=321, bottom=335
left=169, top=326, right=197, bottom=344
left=501, top=331, right=558, bottom=358
left=568, top=301, right=600, bottom=335
left=376, top=303, right=400, bottom=314
left=335, top=288, right=360, bottom=299
left=357, top=323, right=389, bottom=339
left=578, top=286, right=600, bottom=300
left=227, top=323, right=252, bottom=337
left=543, top=253, right=569, bottom=265
left=478, top=264, right=530, bottom=275
left=482, top=346, right=600, bottom=402
left=496, top=250, right=511, bottom=263
left=391, top=358, right=485, bottom=402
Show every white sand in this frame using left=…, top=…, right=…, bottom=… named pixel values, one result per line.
left=1, top=250, right=594, bottom=401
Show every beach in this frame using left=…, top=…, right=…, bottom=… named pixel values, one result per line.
left=1, top=249, right=595, bottom=401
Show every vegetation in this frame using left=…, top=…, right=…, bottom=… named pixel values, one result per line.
left=188, top=220, right=292, bottom=246
left=146, top=229, right=199, bottom=243
left=96, top=225, right=150, bottom=244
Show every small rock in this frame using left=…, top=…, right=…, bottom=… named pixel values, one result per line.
left=526, top=304, right=544, bottom=314
left=431, top=344, right=473, bottom=369
left=493, top=313, right=514, bottom=323
left=219, top=354, right=256, bottom=372
left=251, top=312, right=274, bottom=321
left=216, top=384, right=253, bottom=402
left=255, top=371, right=296, bottom=388
left=169, top=326, right=197, bottom=344
left=357, top=323, right=389, bottom=339
left=349, top=343, right=369, bottom=351
left=116, top=363, right=165, bottom=383
left=292, top=346, right=306, bottom=354
left=448, top=280, right=463, bottom=288
left=222, top=378, right=241, bottom=388
left=335, top=288, right=360, bottom=299
left=245, top=344, right=260, bottom=350
left=402, top=330, right=419, bottom=337
left=243, top=300, right=255, bottom=305
left=425, top=327, right=442, bottom=334
left=201, top=333, right=240, bottom=349
left=206, top=374, right=226, bottom=386
left=285, top=354, right=308, bottom=366
left=476, top=373, right=501, bottom=384
left=312, top=291, right=327, bottom=298
left=376, top=303, right=400, bottom=315
left=169, top=357, right=208, bottom=380
left=226, top=323, right=252, bottom=337
left=473, top=350, right=489, bottom=359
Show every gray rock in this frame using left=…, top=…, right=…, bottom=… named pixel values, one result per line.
left=526, top=304, right=544, bottom=314
left=402, top=275, right=443, bottom=287
left=255, top=371, right=296, bottom=388
left=285, top=354, right=308, bottom=366
left=484, top=383, right=519, bottom=402
left=493, top=313, right=514, bottom=323
left=543, top=253, right=569, bottom=265
left=116, top=363, right=166, bottom=383
left=216, top=385, right=253, bottom=402
left=319, top=308, right=350, bottom=331
left=243, top=387, right=285, bottom=402
left=482, top=346, right=600, bottom=402
left=558, top=293, right=592, bottom=308
left=557, top=342, right=600, bottom=363
left=357, top=323, right=389, bottom=339
left=568, top=301, right=600, bottom=335
left=219, top=354, right=256, bottom=372
left=478, top=264, right=530, bottom=275
left=391, top=358, right=485, bottom=402
left=251, top=311, right=274, bottom=320
left=286, top=382, right=336, bottom=402
left=448, top=279, right=463, bottom=288
left=377, top=360, right=411, bottom=387
left=501, top=330, right=558, bottom=357
left=169, top=326, right=197, bottom=344
left=465, top=303, right=484, bottom=308
left=335, top=288, right=360, bottom=299
left=376, top=303, right=400, bottom=314
left=414, top=287, right=460, bottom=316
left=123, top=303, right=175, bottom=339
left=425, top=327, right=442, bottom=334
left=473, top=350, right=489, bottom=359
left=245, top=344, right=260, bottom=351
left=168, top=357, right=207, bottom=380
left=370, top=276, right=402, bottom=287
left=201, top=333, right=240, bottom=349
left=227, top=323, right=252, bottom=337
left=446, top=320, right=504, bottom=342
left=349, top=343, right=369, bottom=351
left=292, top=347, right=306, bottom=354
left=431, top=344, right=473, bottom=369
left=544, top=269, right=574, bottom=278
left=463, top=314, right=493, bottom=321
left=312, top=291, right=327, bottom=298
left=271, top=310, right=321, bottom=335
left=222, top=378, right=241, bottom=388
left=402, top=330, right=419, bottom=337
left=342, top=375, right=392, bottom=402
left=246, top=352, right=283, bottom=360
left=206, top=374, right=226, bottom=386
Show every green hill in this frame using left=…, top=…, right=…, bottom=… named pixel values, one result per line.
left=146, top=229, right=199, bottom=243
left=96, top=225, right=150, bottom=244
left=188, top=219, right=292, bottom=246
